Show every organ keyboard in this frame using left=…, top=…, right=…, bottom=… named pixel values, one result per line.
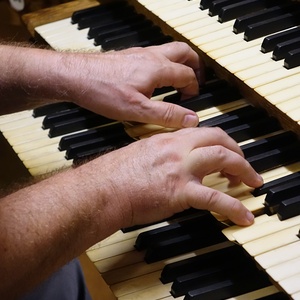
left=1, top=0, right=300, bottom=299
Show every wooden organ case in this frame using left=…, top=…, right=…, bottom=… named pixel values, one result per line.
left=1, top=0, right=300, bottom=299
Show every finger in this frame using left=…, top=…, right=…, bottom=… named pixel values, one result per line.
left=184, top=182, right=255, bottom=226
left=168, top=62, right=200, bottom=98
left=148, top=42, right=205, bottom=85
left=174, top=127, right=245, bottom=158
left=130, top=94, right=199, bottom=128
left=187, top=145, right=263, bottom=188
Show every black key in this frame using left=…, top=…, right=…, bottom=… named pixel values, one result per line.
left=199, top=106, right=266, bottom=129
left=164, top=85, right=241, bottom=112
left=66, top=129, right=134, bottom=160
left=185, top=274, right=271, bottom=300
left=225, top=116, right=281, bottom=143
left=130, top=34, right=173, bottom=48
left=242, top=131, right=298, bottom=158
left=151, top=86, right=175, bottom=97
left=199, top=78, right=229, bottom=92
left=62, top=122, right=132, bottom=158
left=273, top=36, right=300, bottom=61
left=94, top=19, right=153, bottom=46
left=252, top=171, right=300, bottom=197
left=72, top=139, right=130, bottom=165
left=264, top=179, right=300, bottom=212
left=285, top=48, right=300, bottom=69
left=42, top=107, right=104, bottom=129
left=171, top=249, right=257, bottom=297
left=135, top=213, right=220, bottom=251
left=257, top=292, right=291, bottom=300
left=200, top=0, right=213, bottom=10
left=277, top=196, right=300, bottom=220
left=88, top=14, right=146, bottom=39
left=246, top=141, right=300, bottom=173
left=32, top=102, right=76, bottom=118
left=122, top=208, right=204, bottom=233
left=71, top=1, right=128, bottom=24
left=171, top=266, right=225, bottom=297
left=245, top=11, right=300, bottom=41
left=48, top=113, right=112, bottom=138
left=144, top=230, right=227, bottom=263
left=219, top=0, right=272, bottom=23
left=59, top=125, right=119, bottom=151
left=261, top=26, right=300, bottom=53
left=101, top=25, right=163, bottom=51
left=141, top=217, right=227, bottom=263
left=161, top=244, right=243, bottom=283
left=208, top=0, right=240, bottom=17
left=233, top=5, right=293, bottom=34
left=77, top=5, right=136, bottom=30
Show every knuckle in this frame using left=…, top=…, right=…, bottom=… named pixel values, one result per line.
left=162, top=104, right=176, bottom=126
left=205, top=189, right=221, bottom=209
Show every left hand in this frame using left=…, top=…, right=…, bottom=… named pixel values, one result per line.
left=63, top=41, right=204, bottom=128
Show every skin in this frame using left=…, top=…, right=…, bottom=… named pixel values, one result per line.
left=0, top=42, right=203, bottom=127
left=0, top=41, right=263, bottom=298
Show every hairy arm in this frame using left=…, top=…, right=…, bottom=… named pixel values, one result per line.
left=0, top=42, right=203, bottom=128
left=0, top=127, right=263, bottom=298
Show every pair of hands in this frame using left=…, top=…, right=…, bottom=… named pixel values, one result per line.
left=67, top=42, right=263, bottom=227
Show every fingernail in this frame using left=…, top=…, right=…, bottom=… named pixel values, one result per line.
left=246, top=211, right=254, bottom=224
left=182, top=114, right=199, bottom=128
left=256, top=173, right=264, bottom=185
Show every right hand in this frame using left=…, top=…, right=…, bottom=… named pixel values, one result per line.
left=86, top=127, right=263, bottom=229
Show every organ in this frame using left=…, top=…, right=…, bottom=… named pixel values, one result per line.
left=1, top=0, right=300, bottom=299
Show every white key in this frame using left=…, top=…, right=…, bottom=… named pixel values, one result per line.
left=169, top=10, right=205, bottom=28
left=155, top=1, right=198, bottom=22
left=267, top=256, right=300, bottom=281
left=255, top=71, right=300, bottom=97
left=0, top=110, right=33, bottom=125
left=227, top=286, right=280, bottom=300
left=145, top=0, right=183, bottom=11
left=175, top=15, right=215, bottom=37
left=242, top=225, right=300, bottom=257
left=293, top=291, right=300, bottom=300
left=236, top=60, right=283, bottom=82
left=222, top=214, right=272, bottom=242
left=279, top=273, right=300, bottom=295
left=167, top=4, right=202, bottom=28
left=232, top=215, right=300, bottom=245
left=28, top=160, right=72, bottom=176
left=287, top=106, right=300, bottom=122
left=191, top=21, right=234, bottom=46
left=216, top=39, right=260, bottom=67
left=277, top=96, right=300, bottom=113
left=268, top=87, right=300, bottom=106
left=34, top=18, right=73, bottom=35
left=255, top=241, right=300, bottom=269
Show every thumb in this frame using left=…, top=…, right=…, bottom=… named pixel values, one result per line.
left=185, top=183, right=254, bottom=226
left=139, top=98, right=199, bottom=128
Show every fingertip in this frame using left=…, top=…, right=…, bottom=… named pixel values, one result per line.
left=182, top=113, right=199, bottom=128
left=234, top=210, right=254, bottom=226
left=245, top=211, right=255, bottom=225
left=255, top=173, right=264, bottom=187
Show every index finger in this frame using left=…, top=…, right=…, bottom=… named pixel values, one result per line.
left=148, top=42, right=205, bottom=85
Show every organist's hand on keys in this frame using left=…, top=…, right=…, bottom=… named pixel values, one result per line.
left=0, top=41, right=203, bottom=129
left=0, top=126, right=262, bottom=298
left=0, top=40, right=262, bottom=299
left=97, top=126, right=263, bottom=229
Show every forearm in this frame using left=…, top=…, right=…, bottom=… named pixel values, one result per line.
left=0, top=159, right=124, bottom=299
left=0, top=44, right=74, bottom=114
